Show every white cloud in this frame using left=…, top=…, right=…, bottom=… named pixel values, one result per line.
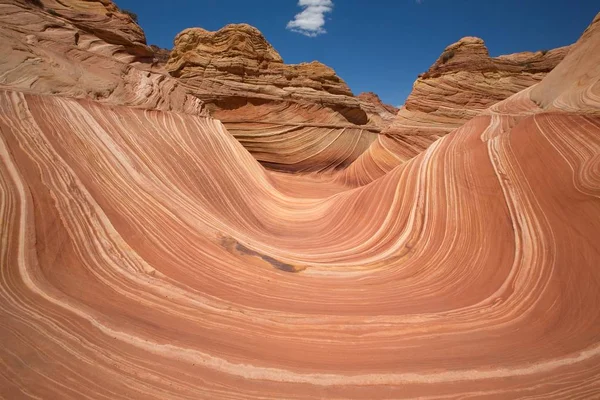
left=286, top=0, right=334, bottom=37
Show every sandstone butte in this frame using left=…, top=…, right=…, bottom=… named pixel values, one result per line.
left=1, top=0, right=600, bottom=398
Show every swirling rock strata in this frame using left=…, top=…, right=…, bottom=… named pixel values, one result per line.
left=531, top=13, right=600, bottom=113
left=348, top=37, right=571, bottom=185
left=166, top=24, right=357, bottom=109
left=2, top=68, right=600, bottom=398
left=166, top=24, right=391, bottom=171
left=1, top=6, right=600, bottom=399
left=389, top=37, right=570, bottom=138
left=357, top=91, right=399, bottom=128
left=0, top=0, right=203, bottom=113
left=35, top=0, right=153, bottom=58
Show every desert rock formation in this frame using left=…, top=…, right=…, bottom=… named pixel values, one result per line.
left=166, top=24, right=392, bottom=172
left=0, top=0, right=203, bottom=113
left=1, top=2, right=600, bottom=399
left=358, top=92, right=398, bottom=114
left=150, top=45, right=171, bottom=66
left=166, top=24, right=360, bottom=116
left=389, top=37, right=570, bottom=138
left=357, top=91, right=399, bottom=127
left=344, top=36, right=571, bottom=184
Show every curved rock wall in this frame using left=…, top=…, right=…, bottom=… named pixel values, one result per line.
left=1, top=7, right=600, bottom=398
left=166, top=23, right=397, bottom=171
left=0, top=0, right=203, bottom=113
left=1, top=62, right=600, bottom=396
left=343, top=36, right=571, bottom=185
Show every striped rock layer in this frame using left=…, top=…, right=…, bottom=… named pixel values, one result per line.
left=1, top=3, right=600, bottom=399
left=345, top=37, right=571, bottom=185
left=0, top=0, right=203, bottom=114
left=389, top=37, right=570, bottom=139
left=166, top=24, right=397, bottom=172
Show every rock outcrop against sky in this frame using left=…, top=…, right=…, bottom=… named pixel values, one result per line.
left=0, top=0, right=203, bottom=113
left=166, top=23, right=398, bottom=172
left=338, top=36, right=571, bottom=185
left=390, top=36, right=570, bottom=139
left=1, top=2, right=600, bottom=399
left=167, top=24, right=358, bottom=112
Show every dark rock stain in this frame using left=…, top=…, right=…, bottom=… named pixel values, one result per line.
left=235, top=242, right=300, bottom=273
left=218, top=234, right=304, bottom=273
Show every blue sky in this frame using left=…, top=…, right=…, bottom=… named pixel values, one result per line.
left=115, top=0, right=599, bottom=106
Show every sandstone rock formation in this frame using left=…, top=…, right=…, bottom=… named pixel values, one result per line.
left=36, top=0, right=153, bottom=58
left=0, top=0, right=202, bottom=113
left=166, top=24, right=388, bottom=172
left=531, top=13, right=600, bottom=113
left=150, top=44, right=171, bottom=66
left=358, top=91, right=398, bottom=114
left=0, top=4, right=400, bottom=174
left=339, top=35, right=571, bottom=185
left=1, top=2, right=600, bottom=398
left=389, top=37, right=570, bottom=138
left=166, top=24, right=360, bottom=116
left=357, top=91, right=399, bottom=128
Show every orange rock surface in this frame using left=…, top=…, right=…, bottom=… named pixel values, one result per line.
left=166, top=23, right=392, bottom=172
left=389, top=37, right=570, bottom=139
left=348, top=37, right=572, bottom=184
left=167, top=24, right=359, bottom=112
left=0, top=0, right=202, bottom=113
left=357, top=91, right=399, bottom=128
left=1, top=2, right=600, bottom=398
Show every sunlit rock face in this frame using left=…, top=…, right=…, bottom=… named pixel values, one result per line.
left=38, top=0, right=153, bottom=58
left=0, top=0, right=203, bottom=113
left=1, top=2, right=600, bottom=398
left=390, top=37, right=570, bottom=139
left=166, top=24, right=356, bottom=106
left=339, top=36, right=571, bottom=184
left=166, top=23, right=400, bottom=172
left=531, top=13, right=600, bottom=113
left=357, top=91, right=399, bottom=128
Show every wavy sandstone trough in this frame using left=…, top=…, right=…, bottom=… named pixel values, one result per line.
left=1, top=1, right=600, bottom=398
